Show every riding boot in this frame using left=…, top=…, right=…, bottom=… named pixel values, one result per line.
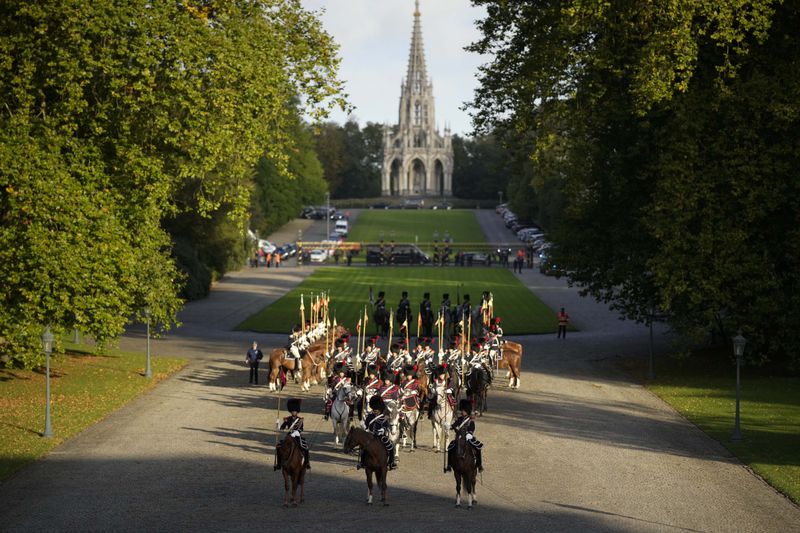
left=357, top=450, right=365, bottom=470
left=476, top=448, right=483, bottom=473
left=444, top=450, right=452, bottom=473
left=388, top=448, right=397, bottom=470
left=274, top=455, right=282, bottom=471
left=303, top=448, right=311, bottom=470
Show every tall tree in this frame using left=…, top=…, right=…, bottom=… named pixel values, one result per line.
left=468, top=0, right=800, bottom=366
left=0, top=0, right=346, bottom=367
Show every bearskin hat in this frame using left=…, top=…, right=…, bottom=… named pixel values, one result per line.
left=402, top=291, right=408, bottom=298
left=369, top=395, right=385, bottom=411
left=458, top=399, right=472, bottom=414
left=463, top=294, right=470, bottom=302
left=390, top=342, right=400, bottom=354
left=442, top=293, right=449, bottom=300
left=378, top=291, right=385, bottom=298
left=423, top=292, right=430, bottom=299
left=335, top=338, right=344, bottom=348
left=382, top=370, right=394, bottom=382
left=292, top=324, right=302, bottom=333
left=435, top=365, right=447, bottom=377
left=366, top=337, right=375, bottom=347
left=367, top=364, right=377, bottom=375
left=287, top=398, right=302, bottom=413
left=334, top=362, right=344, bottom=373
left=403, top=364, right=415, bottom=376
left=450, top=341, right=459, bottom=349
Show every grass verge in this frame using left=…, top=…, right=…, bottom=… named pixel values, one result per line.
left=347, top=210, right=487, bottom=248
left=236, top=266, right=561, bottom=335
left=630, top=354, right=800, bottom=504
left=0, top=349, right=186, bottom=480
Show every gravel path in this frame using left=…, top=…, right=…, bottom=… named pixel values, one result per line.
left=1, top=211, right=798, bottom=532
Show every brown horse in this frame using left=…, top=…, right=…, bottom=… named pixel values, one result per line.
left=497, top=341, right=523, bottom=389
left=277, top=434, right=306, bottom=507
left=450, top=432, right=478, bottom=509
left=343, top=427, right=389, bottom=505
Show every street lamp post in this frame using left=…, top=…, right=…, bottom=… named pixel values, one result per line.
left=42, top=327, right=54, bottom=438
left=731, top=330, right=747, bottom=441
left=498, top=190, right=503, bottom=205
left=144, top=306, right=152, bottom=378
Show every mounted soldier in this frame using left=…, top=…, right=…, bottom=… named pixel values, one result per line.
left=324, top=362, right=351, bottom=420
left=420, top=292, right=434, bottom=338
left=287, top=324, right=305, bottom=374
left=400, top=365, right=421, bottom=413
left=362, top=364, right=382, bottom=409
left=373, top=291, right=389, bottom=336
left=361, top=395, right=397, bottom=470
left=445, top=399, right=483, bottom=473
left=378, top=370, right=400, bottom=402
left=440, top=293, right=452, bottom=344
left=428, top=365, right=455, bottom=419
left=396, top=291, right=412, bottom=336
left=275, top=398, right=310, bottom=471
left=457, top=294, right=472, bottom=337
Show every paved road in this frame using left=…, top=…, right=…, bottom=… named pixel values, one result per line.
left=1, top=211, right=798, bottom=532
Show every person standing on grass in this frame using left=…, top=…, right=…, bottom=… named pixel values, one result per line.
left=245, top=341, right=263, bottom=384
left=557, top=308, right=570, bottom=339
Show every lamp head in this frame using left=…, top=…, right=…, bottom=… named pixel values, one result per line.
left=42, top=326, right=54, bottom=355
left=732, top=330, right=747, bottom=359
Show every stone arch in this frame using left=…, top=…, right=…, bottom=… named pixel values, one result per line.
left=411, top=158, right=426, bottom=195
left=390, top=159, right=402, bottom=196
left=434, top=159, right=445, bottom=196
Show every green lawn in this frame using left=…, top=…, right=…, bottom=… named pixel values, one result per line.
left=236, top=266, right=560, bottom=335
left=644, top=356, right=800, bottom=504
left=0, top=349, right=186, bottom=480
left=348, top=210, right=487, bottom=248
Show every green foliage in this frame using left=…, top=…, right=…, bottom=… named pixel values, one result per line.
left=236, top=267, right=560, bottom=335
left=250, top=113, right=328, bottom=238
left=468, top=0, right=800, bottom=367
left=452, top=134, right=512, bottom=200
left=314, top=120, right=382, bottom=198
left=0, top=1, right=346, bottom=367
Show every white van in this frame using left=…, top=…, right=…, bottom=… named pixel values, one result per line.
left=334, top=219, right=349, bottom=237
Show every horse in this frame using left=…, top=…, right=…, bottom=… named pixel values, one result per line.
left=431, top=382, right=454, bottom=453
left=450, top=431, right=478, bottom=509
left=373, top=306, right=389, bottom=336
left=343, top=427, right=389, bottom=505
left=497, top=340, right=523, bottom=389
left=384, top=399, right=401, bottom=448
left=466, top=367, right=490, bottom=416
left=399, top=404, right=420, bottom=450
left=331, top=382, right=354, bottom=445
left=277, top=434, right=306, bottom=507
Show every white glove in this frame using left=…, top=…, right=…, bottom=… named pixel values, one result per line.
left=291, top=430, right=301, bottom=438
left=446, top=389, right=452, bottom=395
left=466, top=433, right=474, bottom=441
left=376, top=428, right=385, bottom=436
left=275, top=418, right=280, bottom=429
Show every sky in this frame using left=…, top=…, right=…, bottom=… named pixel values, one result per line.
left=300, top=0, right=490, bottom=136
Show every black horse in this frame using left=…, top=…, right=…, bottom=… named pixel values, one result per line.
left=374, top=306, right=390, bottom=336
left=466, top=368, right=490, bottom=416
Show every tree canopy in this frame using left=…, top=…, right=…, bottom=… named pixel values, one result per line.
left=468, top=0, right=800, bottom=368
left=0, top=0, right=346, bottom=367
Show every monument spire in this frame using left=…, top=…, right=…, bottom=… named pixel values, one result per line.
left=406, top=0, right=428, bottom=94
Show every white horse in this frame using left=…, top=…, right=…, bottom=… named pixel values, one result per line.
left=330, top=383, right=353, bottom=445
left=431, top=382, right=454, bottom=453
left=384, top=399, right=401, bottom=447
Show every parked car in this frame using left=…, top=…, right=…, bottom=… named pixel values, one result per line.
left=539, top=254, right=564, bottom=276
left=431, top=201, right=452, bottom=210
left=258, top=239, right=276, bottom=254
left=401, top=199, right=424, bottom=209
left=496, top=203, right=508, bottom=214
left=365, top=244, right=430, bottom=265
left=275, top=243, right=297, bottom=258
left=462, top=251, right=490, bottom=265
left=309, top=249, right=329, bottom=263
